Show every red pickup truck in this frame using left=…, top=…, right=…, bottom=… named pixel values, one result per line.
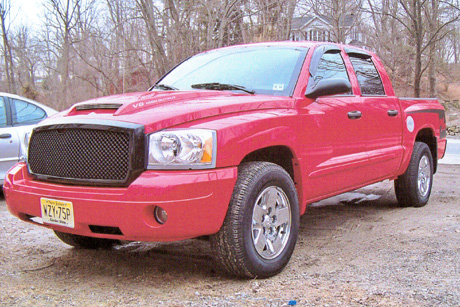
left=3, top=41, right=447, bottom=278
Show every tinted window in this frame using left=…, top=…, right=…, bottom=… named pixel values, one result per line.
left=314, top=52, right=350, bottom=83
left=11, top=99, right=46, bottom=125
left=349, top=56, right=385, bottom=96
left=0, top=97, right=6, bottom=127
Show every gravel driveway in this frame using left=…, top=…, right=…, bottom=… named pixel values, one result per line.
left=1, top=164, right=459, bottom=306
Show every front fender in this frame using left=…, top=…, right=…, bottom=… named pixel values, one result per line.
left=185, top=109, right=306, bottom=210
left=183, top=109, right=302, bottom=168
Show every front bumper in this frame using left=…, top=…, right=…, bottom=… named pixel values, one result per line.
left=3, top=163, right=237, bottom=241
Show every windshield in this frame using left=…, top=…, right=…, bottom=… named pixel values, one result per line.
left=155, top=46, right=308, bottom=96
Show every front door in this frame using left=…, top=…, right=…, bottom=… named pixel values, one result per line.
left=302, top=48, right=368, bottom=199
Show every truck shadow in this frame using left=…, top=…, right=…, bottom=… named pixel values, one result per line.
left=41, top=182, right=401, bottom=282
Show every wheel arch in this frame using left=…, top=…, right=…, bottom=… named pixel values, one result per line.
left=240, top=145, right=305, bottom=213
left=415, top=128, right=438, bottom=173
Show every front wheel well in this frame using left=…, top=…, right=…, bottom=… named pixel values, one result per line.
left=415, top=128, right=437, bottom=173
left=240, top=146, right=295, bottom=181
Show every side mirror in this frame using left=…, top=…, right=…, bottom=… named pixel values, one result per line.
left=305, top=78, right=352, bottom=99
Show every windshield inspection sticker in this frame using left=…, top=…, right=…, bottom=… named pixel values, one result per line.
left=273, top=84, right=285, bottom=91
left=406, top=116, right=415, bottom=132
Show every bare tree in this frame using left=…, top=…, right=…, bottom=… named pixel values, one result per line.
left=12, top=26, right=42, bottom=99
left=245, top=0, right=299, bottom=41
left=43, top=0, right=97, bottom=109
left=366, top=0, right=415, bottom=95
left=0, top=0, right=16, bottom=93
left=368, top=0, right=460, bottom=97
left=105, top=0, right=145, bottom=94
left=136, top=0, right=171, bottom=76
left=1, top=0, right=458, bottom=109
left=443, top=22, right=460, bottom=64
left=196, top=0, right=241, bottom=49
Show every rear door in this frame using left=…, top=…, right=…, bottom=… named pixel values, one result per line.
left=346, top=49, right=403, bottom=181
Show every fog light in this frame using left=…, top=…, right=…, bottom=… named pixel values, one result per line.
left=154, top=206, right=168, bottom=224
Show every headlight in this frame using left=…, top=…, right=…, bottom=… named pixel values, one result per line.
left=19, top=131, right=32, bottom=162
left=147, top=129, right=216, bottom=169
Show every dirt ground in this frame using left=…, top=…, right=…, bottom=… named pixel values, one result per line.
left=1, top=164, right=459, bottom=307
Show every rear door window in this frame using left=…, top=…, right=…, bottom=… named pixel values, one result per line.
left=349, top=56, right=385, bottom=96
left=11, top=99, right=46, bottom=125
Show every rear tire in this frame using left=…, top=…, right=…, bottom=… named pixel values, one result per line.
left=211, top=162, right=299, bottom=278
left=395, top=142, right=433, bottom=207
left=54, top=230, right=119, bottom=249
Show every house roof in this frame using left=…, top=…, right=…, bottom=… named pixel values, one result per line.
left=291, top=14, right=356, bottom=31
left=291, top=16, right=314, bottom=30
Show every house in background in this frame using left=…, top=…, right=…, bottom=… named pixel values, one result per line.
left=290, top=14, right=366, bottom=48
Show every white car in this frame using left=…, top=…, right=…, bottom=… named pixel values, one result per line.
left=1, top=93, right=57, bottom=186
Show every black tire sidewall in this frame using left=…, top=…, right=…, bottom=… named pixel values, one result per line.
left=396, top=142, right=434, bottom=208
left=240, top=166, right=299, bottom=278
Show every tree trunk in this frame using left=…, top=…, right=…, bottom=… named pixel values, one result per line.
left=137, top=0, right=169, bottom=75
left=413, top=0, right=423, bottom=98
left=0, top=3, right=16, bottom=93
left=414, top=44, right=422, bottom=98
left=428, top=0, right=438, bottom=98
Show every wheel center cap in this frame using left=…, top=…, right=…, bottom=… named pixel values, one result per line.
left=262, top=215, right=272, bottom=228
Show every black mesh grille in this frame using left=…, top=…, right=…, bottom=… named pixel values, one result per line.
left=28, top=128, right=131, bottom=182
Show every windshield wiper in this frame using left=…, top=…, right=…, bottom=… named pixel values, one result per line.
left=191, top=82, right=255, bottom=94
left=152, top=84, right=179, bottom=91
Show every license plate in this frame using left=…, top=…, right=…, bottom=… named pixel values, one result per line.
left=40, top=198, right=75, bottom=228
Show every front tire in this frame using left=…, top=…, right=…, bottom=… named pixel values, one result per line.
left=54, top=230, right=119, bottom=249
left=211, top=162, right=299, bottom=278
left=395, top=142, right=433, bottom=207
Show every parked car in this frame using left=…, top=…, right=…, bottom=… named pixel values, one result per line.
left=0, top=93, right=57, bottom=186
left=3, top=42, right=447, bottom=278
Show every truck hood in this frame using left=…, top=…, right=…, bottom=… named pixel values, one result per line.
left=53, top=91, right=295, bottom=133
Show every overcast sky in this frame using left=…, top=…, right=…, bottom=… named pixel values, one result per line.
left=8, top=0, right=42, bottom=29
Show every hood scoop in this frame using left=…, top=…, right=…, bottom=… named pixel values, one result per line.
left=76, top=103, right=123, bottom=111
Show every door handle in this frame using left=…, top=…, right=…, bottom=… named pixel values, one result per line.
left=347, top=111, right=362, bottom=120
left=387, top=109, right=399, bottom=117
left=0, top=133, right=12, bottom=139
